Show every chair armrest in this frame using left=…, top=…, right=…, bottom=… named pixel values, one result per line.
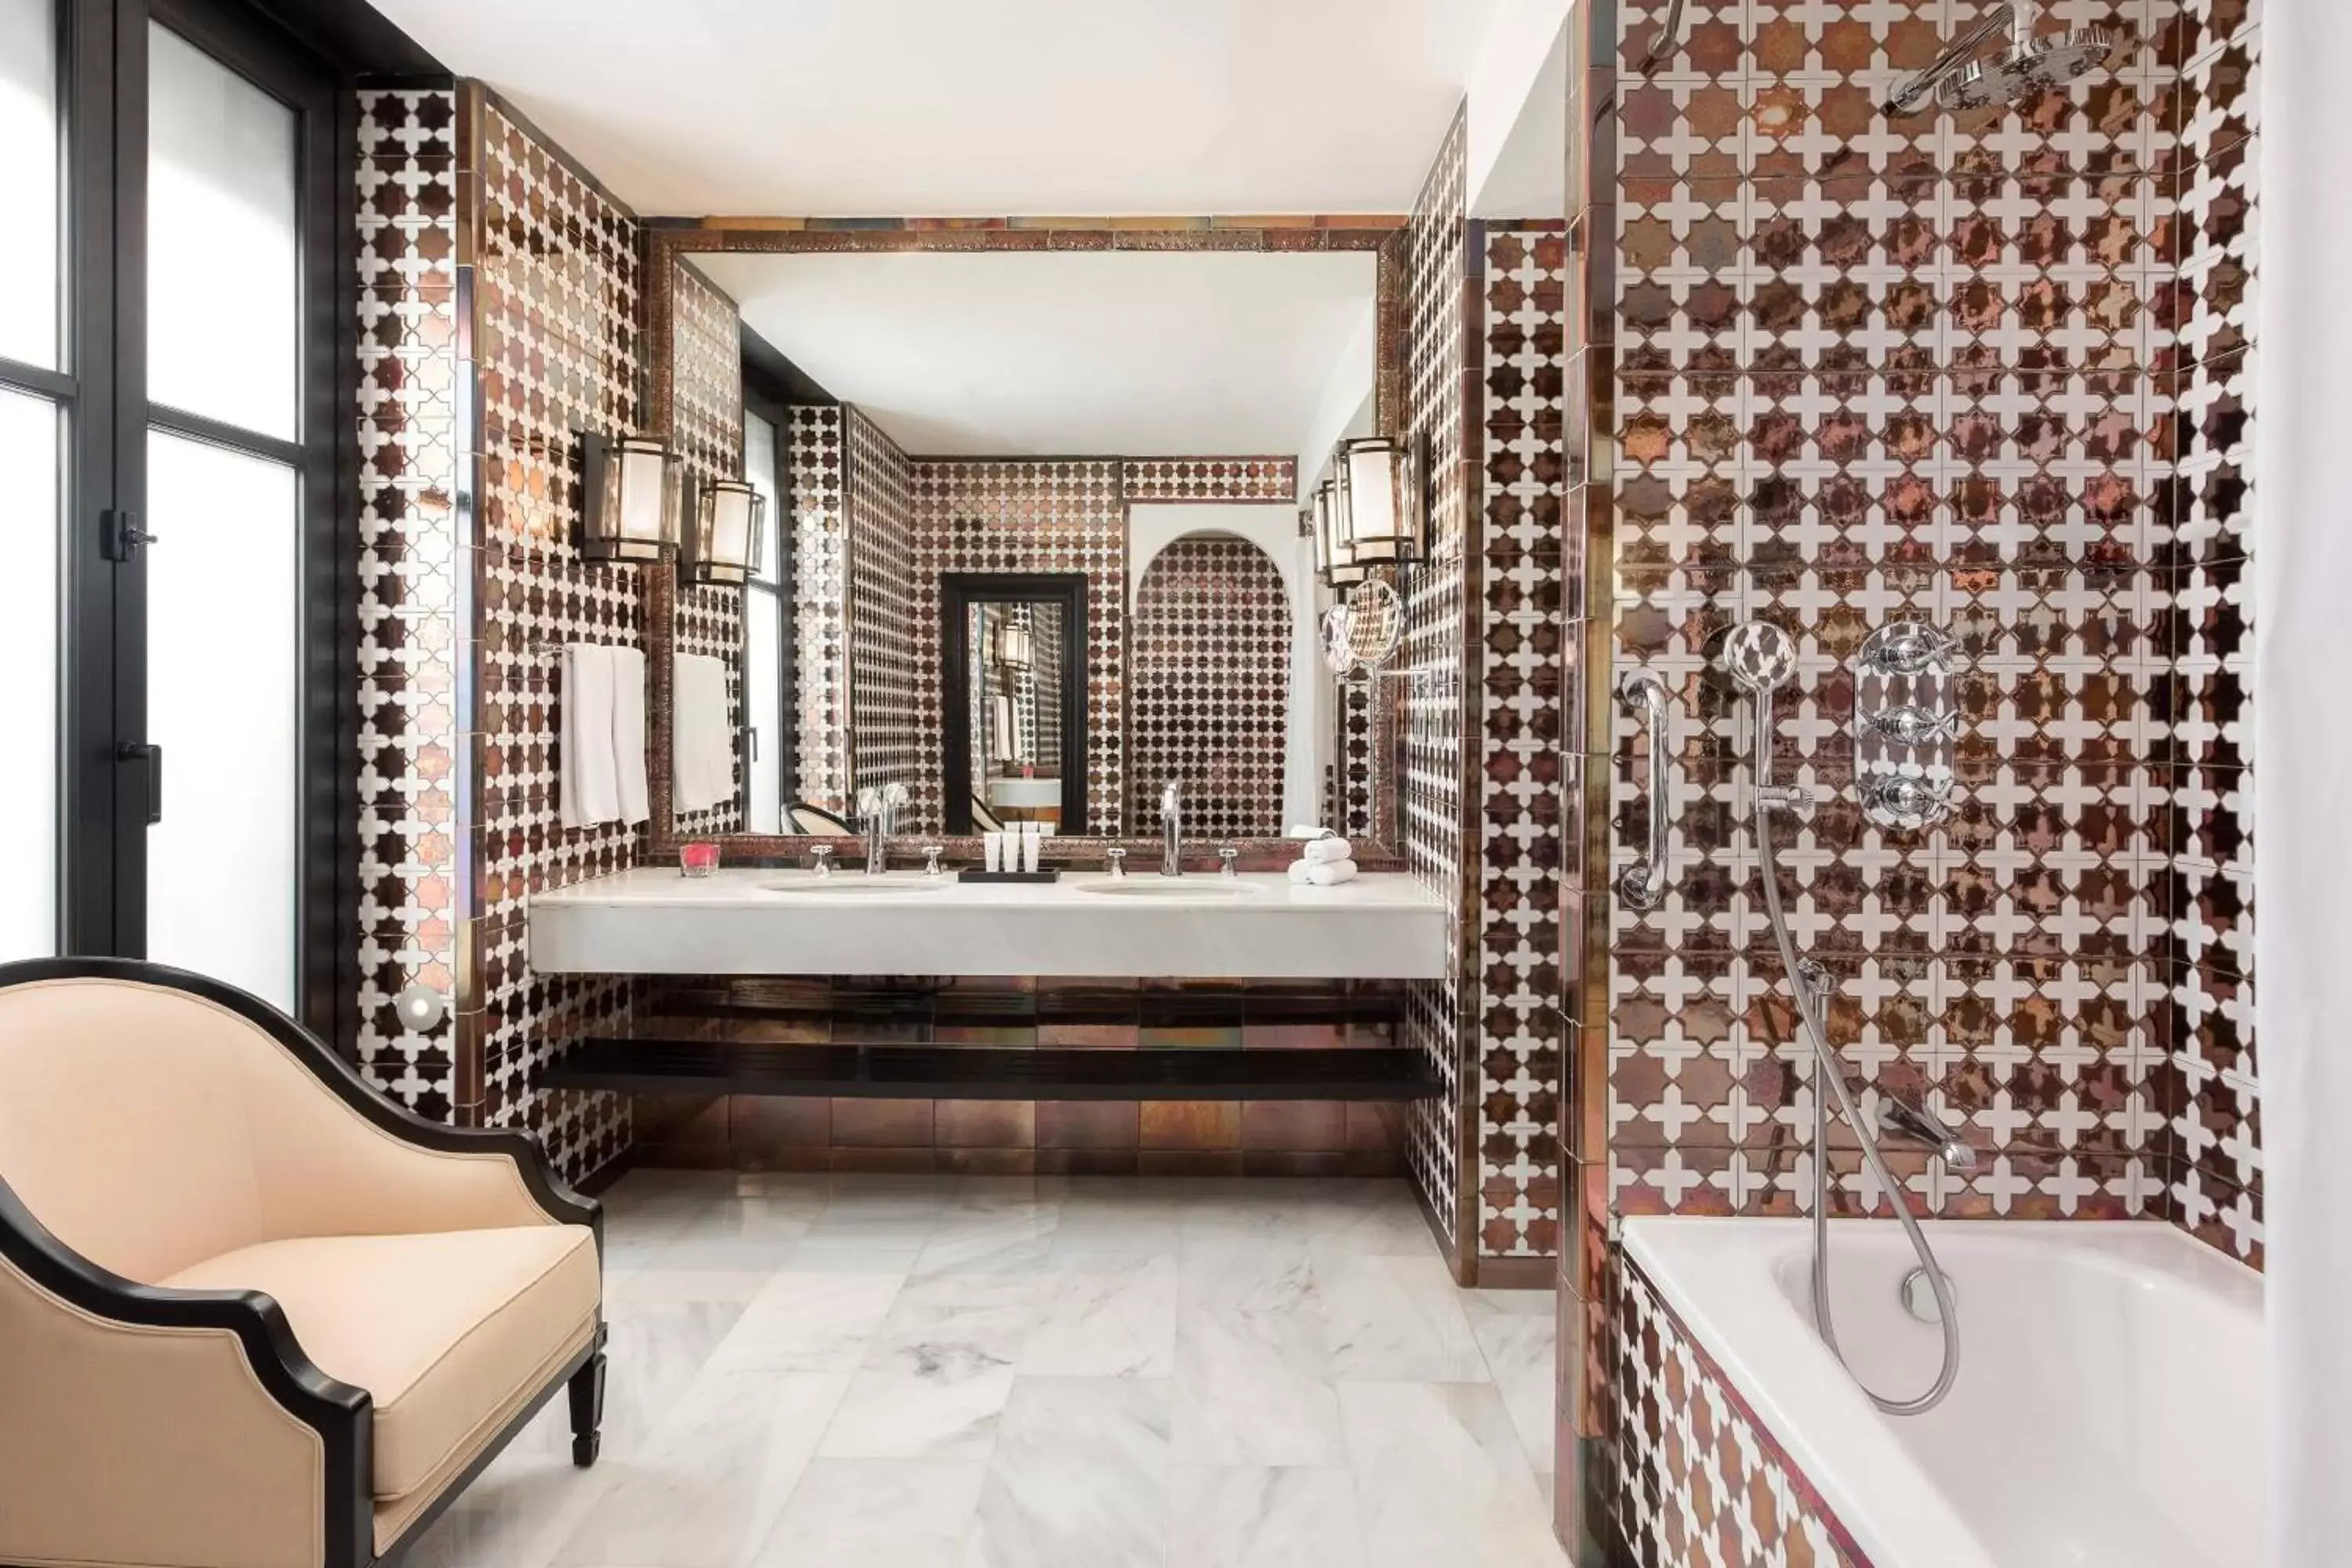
left=0, top=1178, right=374, bottom=1568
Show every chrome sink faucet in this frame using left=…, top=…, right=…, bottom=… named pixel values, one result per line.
left=857, top=780, right=909, bottom=874
left=1160, top=780, right=1182, bottom=877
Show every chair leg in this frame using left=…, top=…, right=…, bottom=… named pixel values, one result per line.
left=568, top=1349, right=606, bottom=1468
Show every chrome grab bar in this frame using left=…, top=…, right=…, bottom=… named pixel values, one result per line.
left=1617, top=670, right=1672, bottom=911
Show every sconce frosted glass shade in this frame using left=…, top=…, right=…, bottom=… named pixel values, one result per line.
left=1314, top=474, right=1368, bottom=587
left=690, top=477, right=764, bottom=586
left=996, top=621, right=1033, bottom=669
left=579, top=430, right=675, bottom=562
left=1338, top=435, right=1422, bottom=565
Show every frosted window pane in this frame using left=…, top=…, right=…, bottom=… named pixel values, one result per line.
left=0, top=0, right=60, bottom=368
left=146, top=430, right=296, bottom=1008
left=148, top=24, right=297, bottom=439
left=744, top=589, right=782, bottom=833
left=0, top=389, right=60, bottom=958
left=746, top=412, right=782, bottom=586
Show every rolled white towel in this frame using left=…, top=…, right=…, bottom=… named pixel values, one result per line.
left=1301, top=837, right=1354, bottom=866
left=1287, top=859, right=1315, bottom=884
left=1287, top=824, right=1329, bottom=840
left=1304, top=858, right=1358, bottom=887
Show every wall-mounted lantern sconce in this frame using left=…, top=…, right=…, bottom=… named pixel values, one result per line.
left=681, top=476, right=765, bottom=586
left=993, top=619, right=1033, bottom=670
left=1313, top=473, right=1370, bottom=589
left=1334, top=434, right=1425, bottom=568
left=577, top=430, right=677, bottom=563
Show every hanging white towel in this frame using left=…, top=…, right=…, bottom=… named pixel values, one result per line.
left=672, top=653, right=734, bottom=814
left=561, top=643, right=621, bottom=829
left=1301, top=836, right=1354, bottom=866
left=609, top=645, right=649, bottom=826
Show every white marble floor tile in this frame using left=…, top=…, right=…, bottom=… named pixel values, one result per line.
left=1338, top=1381, right=1566, bottom=1568
left=549, top=1367, right=849, bottom=1567
left=1018, top=1254, right=1178, bottom=1377
left=1167, top=1465, right=1369, bottom=1568
left=401, top=1174, right=1565, bottom=1568
left=967, top=1377, right=1172, bottom=1568
left=752, top=1457, right=988, bottom=1566
left=1319, top=1254, right=1494, bottom=1383
left=708, top=1269, right=909, bottom=1374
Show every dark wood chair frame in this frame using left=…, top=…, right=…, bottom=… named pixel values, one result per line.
left=0, top=956, right=608, bottom=1568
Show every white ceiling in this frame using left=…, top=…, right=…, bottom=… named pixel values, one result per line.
left=697, top=249, right=1377, bottom=457
left=372, top=0, right=1511, bottom=216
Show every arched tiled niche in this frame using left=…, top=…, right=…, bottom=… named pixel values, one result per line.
left=1127, top=532, right=1294, bottom=840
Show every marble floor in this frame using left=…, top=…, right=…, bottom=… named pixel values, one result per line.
left=405, top=1169, right=1567, bottom=1568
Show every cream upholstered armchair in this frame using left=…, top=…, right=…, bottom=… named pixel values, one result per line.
left=0, top=959, right=607, bottom=1568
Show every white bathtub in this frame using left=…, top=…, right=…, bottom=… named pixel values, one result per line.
left=1622, top=1218, right=2264, bottom=1568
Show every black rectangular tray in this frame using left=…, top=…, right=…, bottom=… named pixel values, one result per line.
left=957, top=868, right=1060, bottom=884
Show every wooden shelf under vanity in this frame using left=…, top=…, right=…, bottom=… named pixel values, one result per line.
left=542, top=1040, right=1443, bottom=1102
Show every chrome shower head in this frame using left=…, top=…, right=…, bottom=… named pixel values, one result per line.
left=1939, top=27, right=2118, bottom=111
left=1882, top=2, right=2118, bottom=118
left=1722, top=622, right=1798, bottom=697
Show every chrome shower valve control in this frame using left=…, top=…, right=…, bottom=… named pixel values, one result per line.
left=1853, top=622, right=1958, bottom=832
left=1756, top=782, right=1817, bottom=813
left=1866, top=704, right=1959, bottom=746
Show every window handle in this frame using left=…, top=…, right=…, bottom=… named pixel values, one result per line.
left=117, top=742, right=162, bottom=825
left=102, top=509, right=157, bottom=561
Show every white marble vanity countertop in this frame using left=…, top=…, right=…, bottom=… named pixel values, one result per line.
left=528, top=866, right=1448, bottom=979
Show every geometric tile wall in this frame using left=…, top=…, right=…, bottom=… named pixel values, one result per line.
left=470, top=94, right=652, bottom=1180
left=1602, top=0, right=2182, bottom=1229
left=1399, top=104, right=1472, bottom=1265
left=906, top=459, right=1130, bottom=834
left=783, top=405, right=854, bottom=812
left=845, top=406, right=924, bottom=802
left=354, top=86, right=463, bottom=1120
left=1127, top=534, right=1292, bottom=839
left=666, top=259, right=746, bottom=841
left=2161, top=0, right=2260, bottom=1266
left=1475, top=223, right=1571, bottom=1261
left=1611, top=1254, right=1871, bottom=1567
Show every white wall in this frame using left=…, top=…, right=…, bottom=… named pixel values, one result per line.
left=1465, top=0, right=1572, bottom=217
left=1128, top=504, right=1326, bottom=831
left=2259, top=4, right=2352, bottom=1564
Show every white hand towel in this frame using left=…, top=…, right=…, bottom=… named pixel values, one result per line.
left=609, top=645, right=649, bottom=826
left=1301, top=837, right=1354, bottom=866
left=672, top=653, right=734, bottom=814
left=1304, top=858, right=1358, bottom=887
left=561, top=643, right=620, bottom=829
left=1288, top=860, right=1315, bottom=884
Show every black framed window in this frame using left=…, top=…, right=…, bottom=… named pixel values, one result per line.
left=2, top=0, right=358, bottom=1040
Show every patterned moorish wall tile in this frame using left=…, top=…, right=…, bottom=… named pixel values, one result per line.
left=907, top=460, right=1130, bottom=835
left=2162, top=0, right=2260, bottom=1267
left=784, top=405, right=853, bottom=812
left=667, top=260, right=746, bottom=840
left=466, top=93, right=648, bottom=1179
left=1400, top=103, right=1473, bottom=1261
left=354, top=86, right=461, bottom=1119
left=1602, top=0, right=2184, bottom=1229
left=1612, top=1254, right=1872, bottom=1568
left=1128, top=535, right=1292, bottom=839
left=1475, top=223, right=1570, bottom=1261
left=1120, top=456, right=1298, bottom=503
left=845, top=408, right=923, bottom=800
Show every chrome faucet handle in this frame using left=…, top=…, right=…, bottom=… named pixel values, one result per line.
left=1105, top=848, right=1127, bottom=878
left=921, top=844, right=946, bottom=878
left=1878, top=1095, right=1976, bottom=1171
left=810, top=844, right=835, bottom=879
left=1217, top=845, right=1240, bottom=878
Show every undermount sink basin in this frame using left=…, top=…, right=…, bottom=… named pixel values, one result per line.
left=758, top=878, right=946, bottom=896
left=1077, top=879, right=1264, bottom=899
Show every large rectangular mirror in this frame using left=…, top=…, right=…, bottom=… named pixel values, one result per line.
left=644, top=222, right=1408, bottom=861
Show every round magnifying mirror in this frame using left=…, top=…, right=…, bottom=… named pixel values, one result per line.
left=1321, top=578, right=1405, bottom=677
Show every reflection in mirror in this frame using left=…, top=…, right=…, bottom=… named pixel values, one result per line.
left=676, top=240, right=1399, bottom=848
left=968, top=601, right=1065, bottom=829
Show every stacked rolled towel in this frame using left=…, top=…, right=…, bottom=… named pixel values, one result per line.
left=1287, top=833, right=1358, bottom=886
